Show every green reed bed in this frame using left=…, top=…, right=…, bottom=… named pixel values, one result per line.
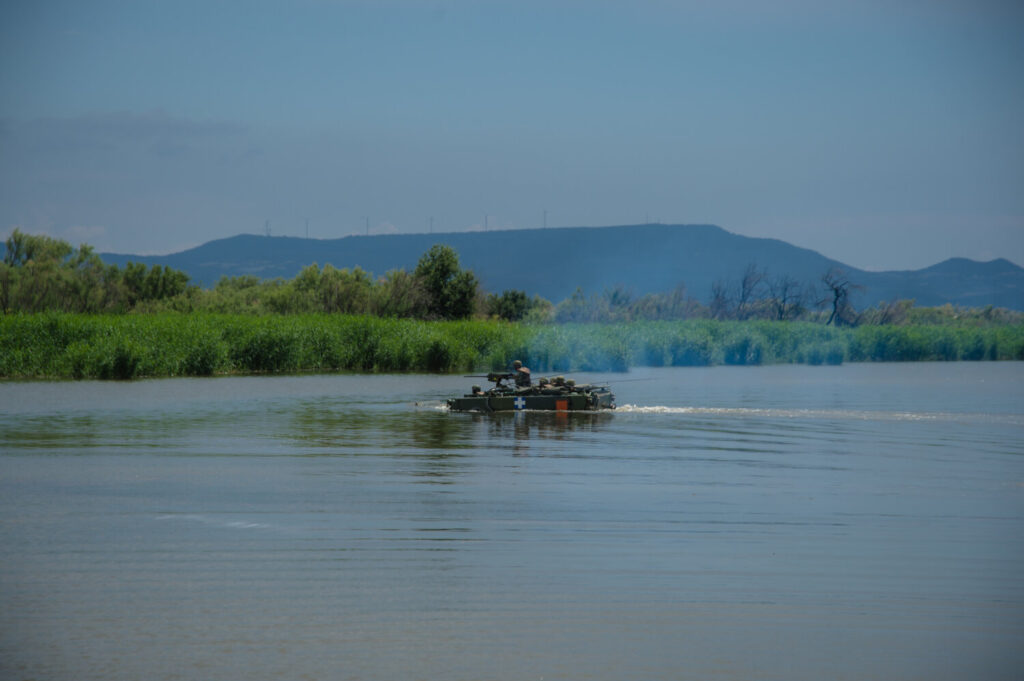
left=519, top=321, right=848, bottom=372
left=0, top=313, right=536, bottom=379
left=2, top=313, right=1022, bottom=379
left=845, top=324, right=1024, bottom=362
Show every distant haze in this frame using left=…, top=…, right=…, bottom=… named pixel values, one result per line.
left=1, top=1, right=1022, bottom=270
left=98, top=224, right=1024, bottom=311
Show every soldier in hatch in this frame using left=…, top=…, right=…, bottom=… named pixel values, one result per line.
left=513, top=360, right=532, bottom=388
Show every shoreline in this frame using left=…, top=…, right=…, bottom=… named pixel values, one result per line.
left=2, top=313, right=1022, bottom=380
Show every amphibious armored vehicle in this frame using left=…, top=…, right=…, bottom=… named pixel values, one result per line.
left=447, top=372, right=616, bottom=413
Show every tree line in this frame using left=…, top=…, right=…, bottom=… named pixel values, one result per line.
left=554, top=264, right=1022, bottom=327
left=165, top=244, right=551, bottom=321
left=1, top=230, right=189, bottom=314
left=2, top=230, right=1020, bottom=327
left=0, top=231, right=548, bottom=321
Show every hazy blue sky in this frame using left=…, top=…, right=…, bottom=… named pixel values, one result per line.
left=2, top=0, right=1022, bottom=270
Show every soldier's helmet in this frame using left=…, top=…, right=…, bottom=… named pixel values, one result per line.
left=538, top=377, right=549, bottom=385
left=555, top=376, right=565, bottom=384
left=513, top=360, right=523, bottom=369
left=566, top=379, right=576, bottom=387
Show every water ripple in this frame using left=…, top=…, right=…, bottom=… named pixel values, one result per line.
left=616, top=404, right=1024, bottom=425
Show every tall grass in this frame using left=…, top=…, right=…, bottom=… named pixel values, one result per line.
left=2, top=313, right=1022, bottom=379
left=0, top=313, right=532, bottom=379
left=519, top=321, right=847, bottom=371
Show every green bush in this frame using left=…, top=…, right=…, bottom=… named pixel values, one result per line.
left=98, top=339, right=142, bottom=380
left=227, top=324, right=299, bottom=373
left=825, top=342, right=846, bottom=365
left=722, top=328, right=768, bottom=366
left=180, top=330, right=227, bottom=376
left=669, top=327, right=715, bottom=366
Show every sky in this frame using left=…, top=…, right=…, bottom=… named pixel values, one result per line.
left=1, top=0, right=1022, bottom=271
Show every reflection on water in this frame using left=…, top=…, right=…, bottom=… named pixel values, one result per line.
left=0, top=364, right=1022, bottom=681
left=475, top=409, right=613, bottom=440
left=291, top=405, right=615, bottom=450
left=287, top=406, right=618, bottom=472
left=292, top=407, right=477, bottom=451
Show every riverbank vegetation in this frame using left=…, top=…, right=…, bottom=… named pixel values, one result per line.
left=5, top=229, right=1021, bottom=326
left=2, top=314, right=1022, bottom=380
left=2, top=230, right=1023, bottom=379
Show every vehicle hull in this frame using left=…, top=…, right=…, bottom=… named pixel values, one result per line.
left=447, top=390, right=615, bottom=413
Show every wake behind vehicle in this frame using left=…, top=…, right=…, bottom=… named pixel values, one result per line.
left=447, top=372, right=616, bottom=413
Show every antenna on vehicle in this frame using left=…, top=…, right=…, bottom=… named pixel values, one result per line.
left=265, top=220, right=271, bottom=237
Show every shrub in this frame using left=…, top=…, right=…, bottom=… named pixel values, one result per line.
left=97, top=339, right=142, bottom=380
left=228, top=323, right=299, bottom=373
left=722, top=328, right=768, bottom=366
left=180, top=331, right=227, bottom=376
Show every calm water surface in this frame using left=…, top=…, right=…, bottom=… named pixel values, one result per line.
left=1, top=364, right=1022, bottom=680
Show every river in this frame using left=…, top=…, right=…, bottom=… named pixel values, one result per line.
left=1, top=363, right=1022, bottom=680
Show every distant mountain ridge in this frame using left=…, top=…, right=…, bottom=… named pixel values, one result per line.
left=100, top=224, right=1024, bottom=311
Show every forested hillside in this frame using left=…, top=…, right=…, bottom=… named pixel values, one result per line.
left=99, top=224, right=1024, bottom=311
